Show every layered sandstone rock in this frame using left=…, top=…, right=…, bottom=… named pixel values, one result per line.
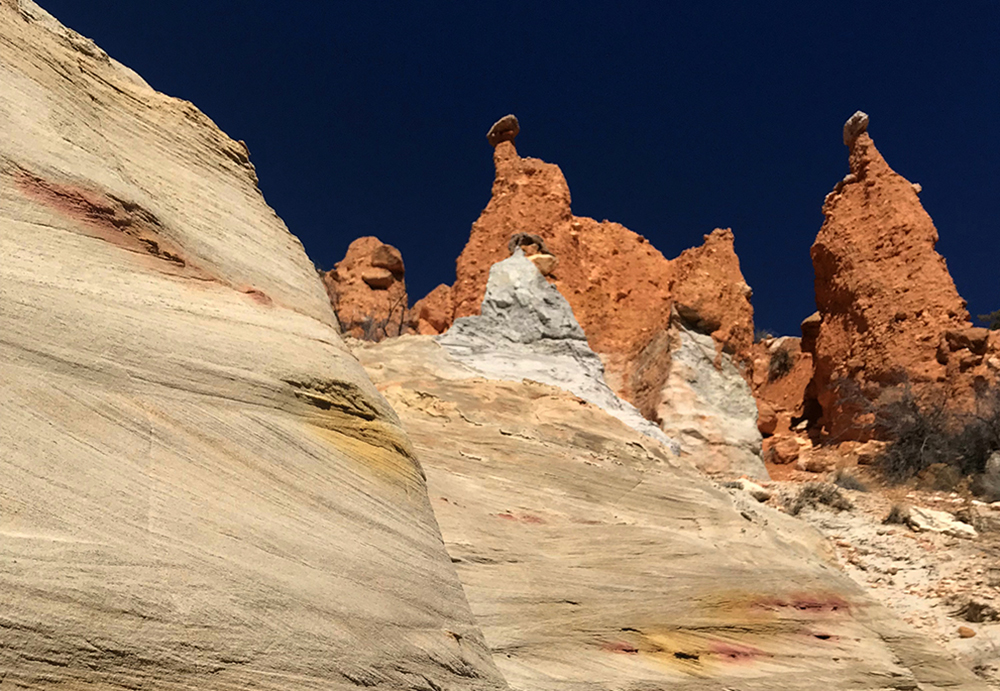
left=413, top=122, right=756, bottom=424
left=354, top=333, right=988, bottom=690
left=0, top=4, right=506, bottom=689
left=323, top=236, right=409, bottom=340
left=811, top=113, right=996, bottom=439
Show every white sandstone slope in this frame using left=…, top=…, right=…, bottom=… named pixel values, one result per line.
left=0, top=3, right=506, bottom=689
left=356, top=334, right=991, bottom=691
left=351, top=252, right=989, bottom=690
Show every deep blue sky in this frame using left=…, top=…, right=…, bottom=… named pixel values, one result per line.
left=43, top=1, right=999, bottom=336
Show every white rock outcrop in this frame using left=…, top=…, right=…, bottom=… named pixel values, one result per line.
left=437, top=250, right=680, bottom=451
left=0, top=4, right=505, bottom=689
left=656, top=315, right=768, bottom=478
left=909, top=507, right=979, bottom=539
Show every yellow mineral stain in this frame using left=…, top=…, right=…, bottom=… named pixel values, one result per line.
left=308, top=423, right=424, bottom=489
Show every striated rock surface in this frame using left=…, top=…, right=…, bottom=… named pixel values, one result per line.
left=323, top=236, right=409, bottom=340
left=656, top=315, right=766, bottom=478
left=811, top=112, right=996, bottom=439
left=0, top=4, right=506, bottom=689
left=354, top=334, right=988, bottom=690
left=438, top=250, right=679, bottom=452
left=414, top=123, right=756, bottom=426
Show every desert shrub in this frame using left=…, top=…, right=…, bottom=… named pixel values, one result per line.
left=871, top=385, right=1000, bottom=484
left=358, top=294, right=409, bottom=342
left=882, top=503, right=910, bottom=525
left=754, top=328, right=776, bottom=342
left=831, top=469, right=869, bottom=492
left=788, top=483, right=853, bottom=516
left=978, top=309, right=1000, bottom=331
left=950, top=596, right=1000, bottom=623
left=768, top=346, right=795, bottom=381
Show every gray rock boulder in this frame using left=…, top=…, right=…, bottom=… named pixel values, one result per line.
left=438, top=250, right=680, bottom=452
left=843, top=110, right=870, bottom=146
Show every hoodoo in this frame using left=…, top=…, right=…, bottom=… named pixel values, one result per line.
left=809, top=111, right=996, bottom=439
left=323, top=236, right=409, bottom=340
left=412, top=117, right=758, bottom=445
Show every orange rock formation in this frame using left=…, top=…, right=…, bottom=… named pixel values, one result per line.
left=411, top=124, right=756, bottom=417
left=323, top=236, right=408, bottom=340
left=750, top=336, right=815, bottom=438
left=810, top=113, right=997, bottom=439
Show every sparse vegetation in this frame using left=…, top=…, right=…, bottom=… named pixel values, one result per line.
left=883, top=503, right=911, bottom=525
left=831, top=469, right=869, bottom=492
left=949, top=596, right=1000, bottom=623
left=768, top=345, right=794, bottom=381
left=754, top=328, right=776, bottom=342
left=359, top=293, right=409, bottom=341
left=788, top=483, right=853, bottom=516
left=972, top=463, right=1000, bottom=502
left=873, top=385, right=1000, bottom=485
left=978, top=309, right=1000, bottom=330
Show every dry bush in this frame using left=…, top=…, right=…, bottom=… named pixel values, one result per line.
left=788, top=483, right=853, bottom=516
left=978, top=309, right=1000, bottom=330
left=831, top=469, right=868, bottom=492
left=874, top=385, right=1000, bottom=484
left=834, top=375, right=1000, bottom=490
left=883, top=503, right=911, bottom=525
left=359, top=293, right=408, bottom=342
left=768, top=346, right=794, bottom=381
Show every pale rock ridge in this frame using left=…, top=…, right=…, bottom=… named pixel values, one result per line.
left=438, top=250, right=680, bottom=452
left=0, top=4, right=506, bottom=689
left=657, top=314, right=768, bottom=479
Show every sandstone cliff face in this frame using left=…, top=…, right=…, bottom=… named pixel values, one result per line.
left=0, top=4, right=505, bottom=689
left=811, top=114, right=996, bottom=440
left=412, top=131, right=756, bottom=424
left=323, top=236, right=409, bottom=340
left=355, top=333, right=987, bottom=690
